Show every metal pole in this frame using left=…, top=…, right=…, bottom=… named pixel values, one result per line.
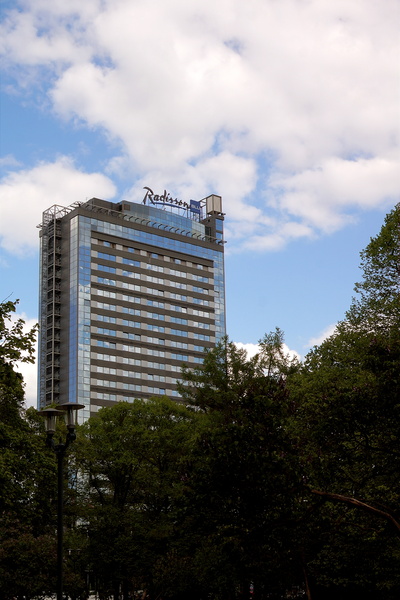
left=39, top=404, right=84, bottom=600
left=57, top=449, right=64, bottom=600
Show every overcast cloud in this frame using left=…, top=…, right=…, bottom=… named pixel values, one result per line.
left=1, top=0, right=399, bottom=255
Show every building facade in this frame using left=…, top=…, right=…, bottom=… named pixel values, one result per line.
left=38, top=192, right=225, bottom=421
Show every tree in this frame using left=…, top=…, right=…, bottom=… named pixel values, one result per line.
left=288, top=205, right=400, bottom=598
left=0, top=299, right=38, bottom=424
left=345, top=202, right=400, bottom=332
left=73, top=397, right=199, bottom=599
left=0, top=300, right=60, bottom=600
left=177, top=333, right=303, bottom=599
left=0, top=299, right=38, bottom=366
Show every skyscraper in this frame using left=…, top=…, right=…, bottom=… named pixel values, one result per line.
left=38, top=190, right=225, bottom=421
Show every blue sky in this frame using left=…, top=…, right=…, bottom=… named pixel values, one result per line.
left=1, top=0, right=399, bottom=406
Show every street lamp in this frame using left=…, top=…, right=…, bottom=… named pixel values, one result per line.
left=39, top=402, right=84, bottom=600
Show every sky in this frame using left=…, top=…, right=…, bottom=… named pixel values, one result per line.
left=0, top=0, right=399, bottom=408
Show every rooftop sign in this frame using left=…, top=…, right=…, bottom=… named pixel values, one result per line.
left=143, top=187, right=189, bottom=209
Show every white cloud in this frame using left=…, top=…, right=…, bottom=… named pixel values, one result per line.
left=1, top=0, right=399, bottom=251
left=307, top=323, right=337, bottom=348
left=235, top=342, right=261, bottom=360
left=270, top=155, right=400, bottom=233
left=235, top=341, right=300, bottom=363
left=0, top=155, right=21, bottom=169
left=0, top=157, right=116, bottom=255
left=16, top=358, right=38, bottom=409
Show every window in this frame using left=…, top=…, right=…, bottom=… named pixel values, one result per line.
left=120, top=370, right=140, bottom=378
left=147, top=264, right=164, bottom=273
left=146, top=361, right=166, bottom=370
left=170, top=316, right=188, bottom=325
left=191, top=320, right=209, bottom=329
left=170, top=353, right=188, bottom=361
left=192, top=298, right=209, bottom=306
left=121, top=282, right=140, bottom=292
left=169, top=293, right=187, bottom=301
left=147, top=275, right=164, bottom=284
left=192, top=274, right=209, bottom=283
left=169, top=269, right=185, bottom=278
left=147, top=337, right=165, bottom=345
left=122, top=307, right=141, bottom=316
left=170, top=329, right=188, bottom=337
left=122, top=270, right=140, bottom=278
left=121, top=344, right=141, bottom=353
left=92, top=379, right=117, bottom=388
left=147, top=387, right=166, bottom=394
left=123, top=258, right=140, bottom=267
left=193, top=333, right=210, bottom=341
left=96, top=327, right=117, bottom=336
left=94, top=302, right=116, bottom=311
left=148, top=312, right=165, bottom=320
left=93, top=353, right=141, bottom=366
left=96, top=264, right=116, bottom=274
left=122, top=319, right=140, bottom=328
left=95, top=392, right=116, bottom=400
left=170, top=341, right=188, bottom=349
left=148, top=324, right=165, bottom=333
left=95, top=315, right=116, bottom=324
left=147, top=374, right=166, bottom=382
left=97, top=277, right=116, bottom=286
left=123, top=383, right=142, bottom=391
left=146, top=288, right=164, bottom=296
left=94, top=289, right=117, bottom=299
left=147, top=300, right=165, bottom=308
left=122, top=295, right=141, bottom=304
left=192, top=308, right=211, bottom=317
left=122, top=332, right=141, bottom=340
left=169, top=304, right=187, bottom=313
left=97, top=252, right=116, bottom=261
left=92, top=366, right=117, bottom=375
left=170, top=281, right=187, bottom=289
left=94, top=340, right=116, bottom=349
left=147, top=349, right=165, bottom=357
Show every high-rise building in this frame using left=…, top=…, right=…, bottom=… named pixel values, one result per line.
left=38, top=191, right=225, bottom=421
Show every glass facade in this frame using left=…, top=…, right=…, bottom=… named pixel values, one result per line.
left=38, top=196, right=226, bottom=419
left=69, top=216, right=92, bottom=421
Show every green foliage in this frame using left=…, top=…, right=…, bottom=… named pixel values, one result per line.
left=0, top=526, right=56, bottom=600
left=73, top=397, right=200, bottom=597
left=1, top=205, right=399, bottom=598
left=0, top=299, right=38, bottom=365
left=345, top=203, right=400, bottom=332
left=287, top=204, right=400, bottom=597
left=177, top=333, right=303, bottom=597
left=0, top=299, right=38, bottom=424
left=0, top=300, right=60, bottom=599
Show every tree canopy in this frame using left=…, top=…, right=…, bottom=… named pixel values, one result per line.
left=1, top=205, right=399, bottom=599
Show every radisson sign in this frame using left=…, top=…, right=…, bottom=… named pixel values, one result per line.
left=142, top=187, right=201, bottom=216
left=142, top=187, right=189, bottom=209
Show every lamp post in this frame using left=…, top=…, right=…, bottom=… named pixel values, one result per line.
left=39, top=402, right=84, bottom=600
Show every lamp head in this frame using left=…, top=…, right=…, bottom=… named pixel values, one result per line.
left=38, top=407, right=65, bottom=434
left=58, top=402, right=85, bottom=429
